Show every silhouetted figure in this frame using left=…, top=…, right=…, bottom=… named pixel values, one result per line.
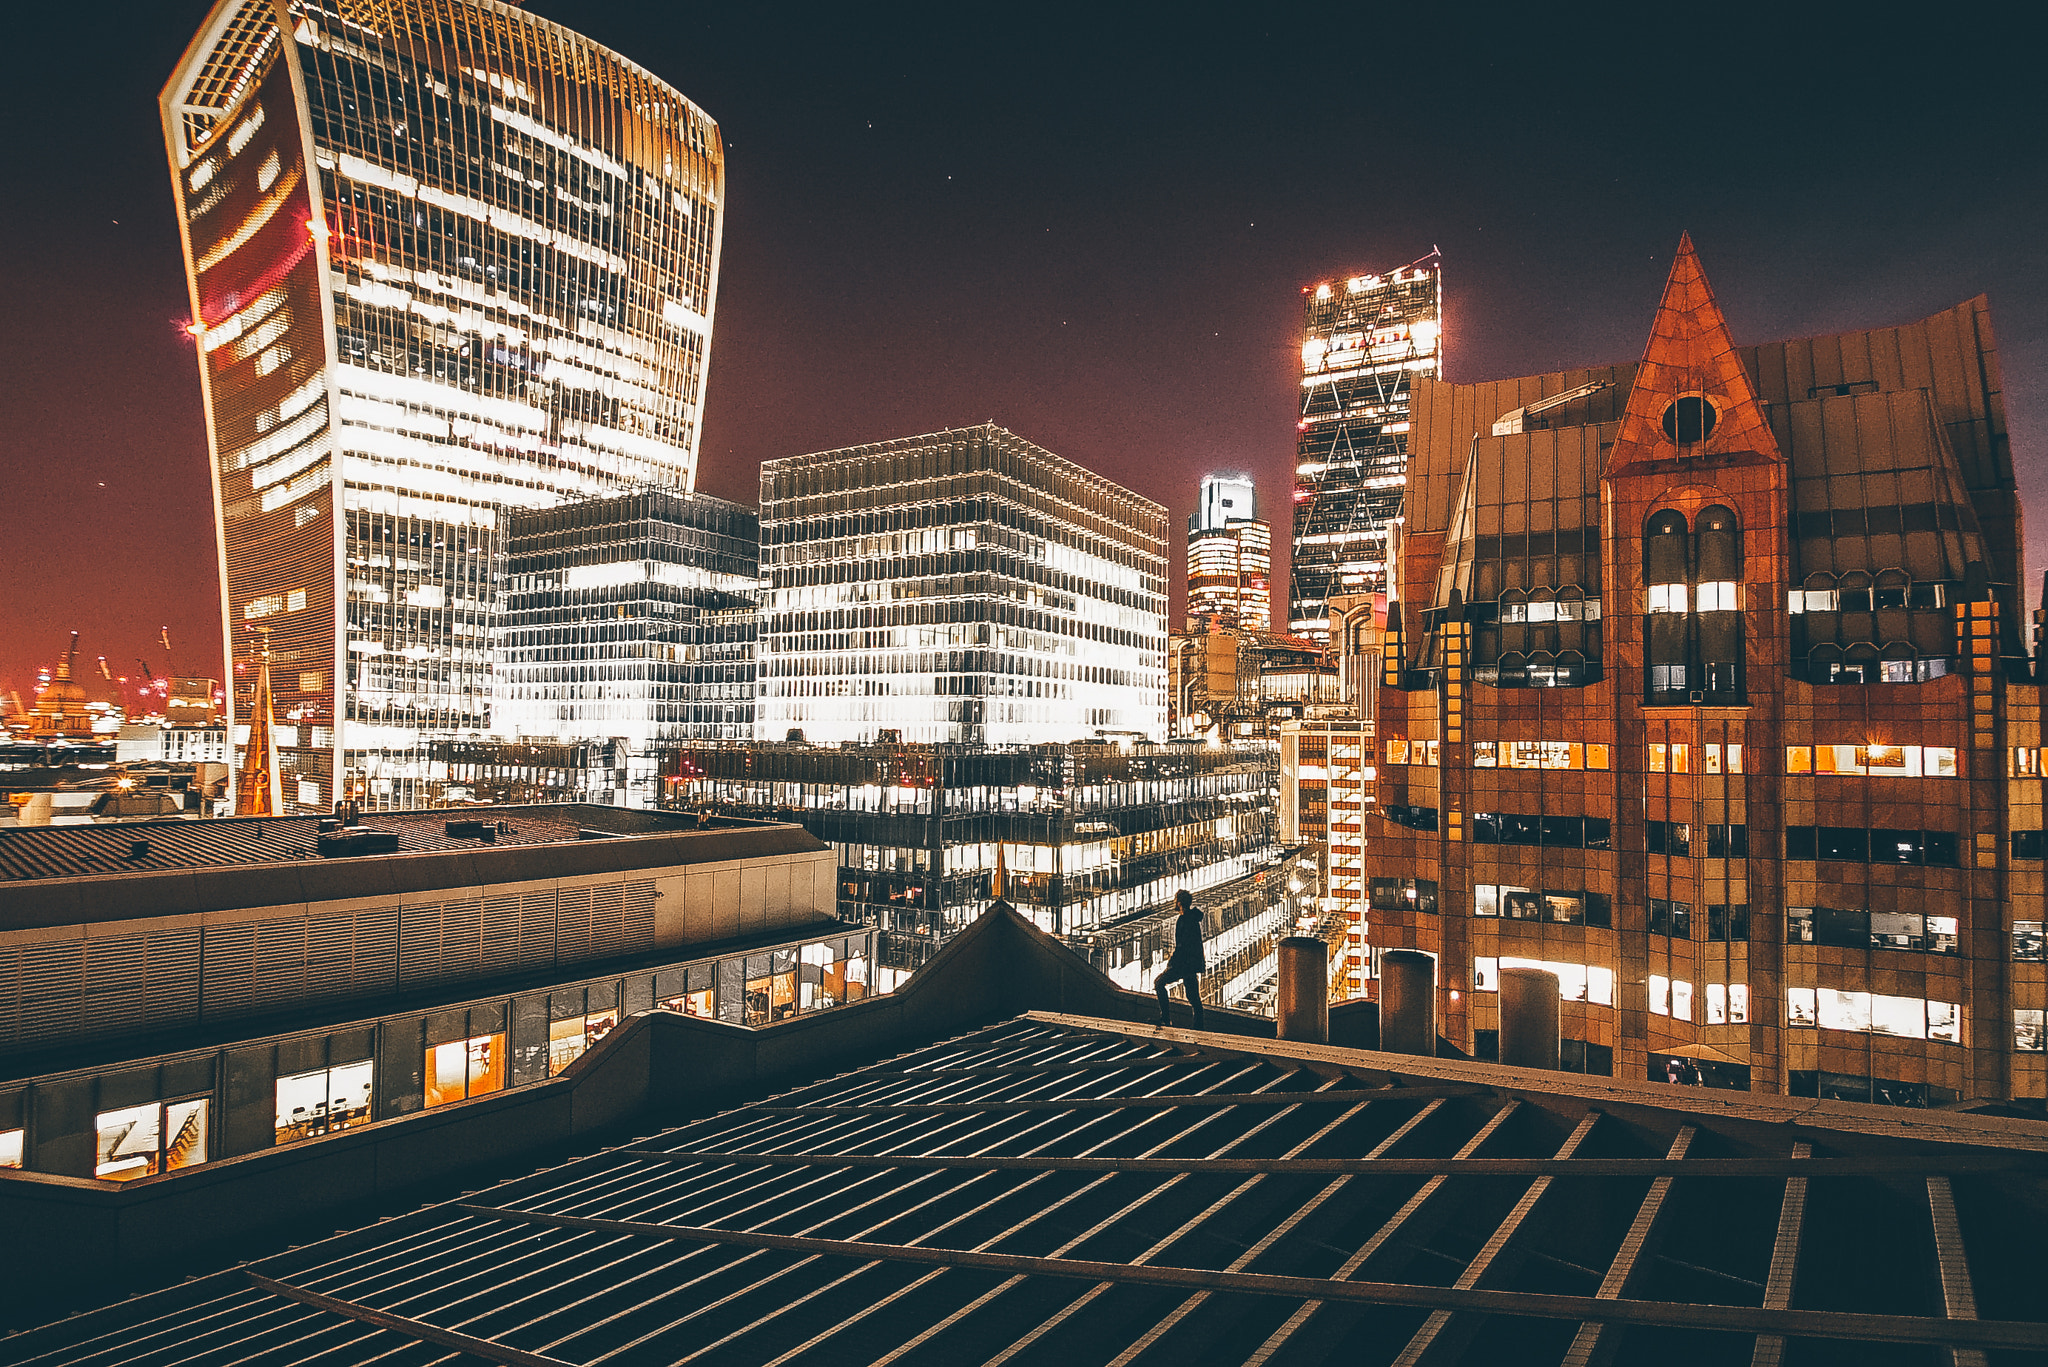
left=1155, top=889, right=1206, bottom=1029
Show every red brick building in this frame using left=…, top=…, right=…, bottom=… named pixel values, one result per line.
left=1366, top=237, right=2043, bottom=1103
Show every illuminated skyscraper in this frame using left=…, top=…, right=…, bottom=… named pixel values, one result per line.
left=1186, top=472, right=1271, bottom=632
left=497, top=489, right=759, bottom=755
left=163, top=0, right=723, bottom=811
left=1291, top=256, right=1441, bottom=644
left=756, top=425, right=1169, bottom=747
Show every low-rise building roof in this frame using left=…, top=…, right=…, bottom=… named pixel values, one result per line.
left=11, top=906, right=2046, bottom=1365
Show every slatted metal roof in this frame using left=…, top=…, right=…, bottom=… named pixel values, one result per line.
left=11, top=1013, right=2048, bottom=1366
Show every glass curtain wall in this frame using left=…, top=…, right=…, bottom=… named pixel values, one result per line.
left=164, top=0, right=726, bottom=811
left=756, top=425, right=1169, bottom=747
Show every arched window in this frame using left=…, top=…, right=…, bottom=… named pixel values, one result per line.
left=1874, top=568, right=1910, bottom=611
left=1644, top=511, right=1691, bottom=702
left=1838, top=571, right=1874, bottom=614
left=1879, top=641, right=1917, bottom=685
left=1645, top=510, right=1690, bottom=594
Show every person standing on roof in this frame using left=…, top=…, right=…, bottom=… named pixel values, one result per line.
left=1155, top=889, right=1206, bottom=1029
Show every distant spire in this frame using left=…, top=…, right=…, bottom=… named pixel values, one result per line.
left=991, top=842, right=1008, bottom=901
left=235, top=628, right=281, bottom=818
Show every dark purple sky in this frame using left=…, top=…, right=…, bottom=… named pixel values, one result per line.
left=4, top=3, right=2043, bottom=704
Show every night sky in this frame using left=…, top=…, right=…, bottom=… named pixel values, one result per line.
left=4, top=2, right=2043, bottom=707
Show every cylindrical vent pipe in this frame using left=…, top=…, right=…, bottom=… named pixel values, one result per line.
left=1499, top=967, right=1562, bottom=1070
left=1379, top=949, right=1437, bottom=1056
left=1275, top=936, right=1329, bottom=1044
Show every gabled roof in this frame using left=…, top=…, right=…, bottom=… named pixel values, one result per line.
left=1605, top=234, right=1782, bottom=478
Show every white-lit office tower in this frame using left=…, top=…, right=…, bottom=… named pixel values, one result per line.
left=162, top=0, right=724, bottom=811
left=1291, top=257, right=1441, bottom=644
left=497, top=490, right=759, bottom=753
left=757, top=424, right=1169, bottom=746
left=1186, top=472, right=1271, bottom=632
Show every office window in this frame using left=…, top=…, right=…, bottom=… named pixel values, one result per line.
left=1788, top=987, right=1817, bottom=1027
left=1792, top=986, right=1962, bottom=1042
left=1729, top=984, right=1749, bottom=1023
left=548, top=1006, right=620, bottom=1076
left=1472, top=957, right=1613, bottom=1005
left=95, top=1098, right=209, bottom=1182
left=1646, top=820, right=1691, bottom=856
left=1472, top=740, right=1610, bottom=770
left=274, top=1060, right=373, bottom=1146
left=1785, top=744, right=1958, bottom=777
left=2012, top=748, right=2040, bottom=777
left=1648, top=975, right=1691, bottom=1018
left=1649, top=899, right=1692, bottom=939
left=424, top=1033, right=506, bottom=1109
left=1702, top=743, right=1743, bottom=774
left=0, top=1128, right=21, bottom=1169
left=1707, top=904, right=1749, bottom=941
left=1648, top=743, right=1691, bottom=774
left=1706, top=824, right=1747, bottom=858
left=1785, top=825, right=1958, bottom=867
left=1372, top=877, right=1439, bottom=914
left=2014, top=831, right=2046, bottom=860
left=1787, top=906, right=1956, bottom=955
left=2016, top=921, right=2045, bottom=961
left=1647, top=583, right=1688, bottom=613
left=2018, top=1010, right=2046, bottom=1052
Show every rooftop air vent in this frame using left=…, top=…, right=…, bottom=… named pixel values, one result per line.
left=317, top=827, right=401, bottom=857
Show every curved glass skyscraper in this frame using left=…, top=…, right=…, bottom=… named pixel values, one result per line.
left=163, top=0, right=723, bottom=811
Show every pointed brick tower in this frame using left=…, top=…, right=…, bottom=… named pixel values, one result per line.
left=234, top=628, right=282, bottom=818
left=1601, top=234, right=1791, bottom=1096
left=1605, top=233, right=1782, bottom=478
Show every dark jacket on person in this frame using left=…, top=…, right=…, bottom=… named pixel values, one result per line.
left=1165, top=908, right=1206, bottom=975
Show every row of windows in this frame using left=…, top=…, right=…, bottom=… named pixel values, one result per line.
left=1646, top=822, right=1747, bottom=858
left=1788, top=906, right=1959, bottom=954
left=1472, top=813, right=1611, bottom=849
left=1787, top=988, right=1962, bottom=1041
left=1473, top=886, right=1610, bottom=926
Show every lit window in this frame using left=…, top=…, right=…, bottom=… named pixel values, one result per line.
left=1649, top=974, right=1670, bottom=1016
left=424, top=1033, right=506, bottom=1108
left=1788, top=987, right=1817, bottom=1027
left=95, top=1098, right=208, bottom=1181
left=0, top=1127, right=20, bottom=1169
left=2012, top=748, right=2041, bottom=777
left=1696, top=582, right=1740, bottom=611
left=1646, top=584, right=1688, bottom=613
left=1472, top=741, right=1495, bottom=767
left=274, top=1060, right=372, bottom=1145
left=1705, top=983, right=1726, bottom=1025
left=547, top=1008, right=619, bottom=1075
left=1670, top=980, right=1693, bottom=1022
left=1729, top=984, right=1749, bottom=1023
left=1474, top=957, right=1499, bottom=992
left=2017, top=1010, right=2046, bottom=1052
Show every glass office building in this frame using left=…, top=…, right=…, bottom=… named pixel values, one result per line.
left=162, top=0, right=723, bottom=811
left=667, top=739, right=1306, bottom=985
left=1291, top=257, right=1441, bottom=643
left=497, top=489, right=759, bottom=754
left=757, top=425, right=1170, bottom=747
left=1187, top=473, right=1271, bottom=632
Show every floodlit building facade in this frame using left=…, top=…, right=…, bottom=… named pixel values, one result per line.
left=1368, top=236, right=2045, bottom=1102
left=162, top=0, right=724, bottom=813
left=1291, top=256, right=1442, bottom=643
left=756, top=425, right=1169, bottom=747
left=1186, top=473, right=1271, bottom=632
left=496, top=489, right=758, bottom=755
